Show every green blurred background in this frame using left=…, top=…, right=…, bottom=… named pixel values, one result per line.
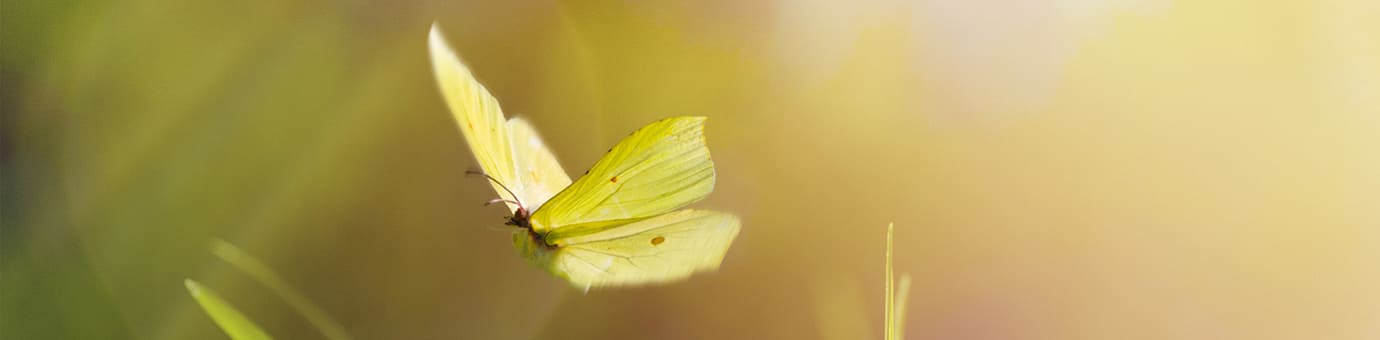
left=4, top=0, right=1379, bottom=339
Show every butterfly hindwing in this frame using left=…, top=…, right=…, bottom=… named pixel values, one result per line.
left=532, top=210, right=740, bottom=289
left=506, top=118, right=572, bottom=211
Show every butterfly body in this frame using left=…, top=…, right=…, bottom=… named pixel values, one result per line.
left=430, top=24, right=740, bottom=290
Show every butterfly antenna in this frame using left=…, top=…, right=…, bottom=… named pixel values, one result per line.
left=465, top=169, right=525, bottom=209
left=485, top=198, right=521, bottom=206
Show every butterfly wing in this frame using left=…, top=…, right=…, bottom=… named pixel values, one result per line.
left=515, top=209, right=740, bottom=289
left=506, top=118, right=572, bottom=211
left=429, top=24, right=570, bottom=211
left=432, top=25, right=736, bottom=290
left=531, top=116, right=715, bottom=238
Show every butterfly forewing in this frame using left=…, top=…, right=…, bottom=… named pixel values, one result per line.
left=430, top=25, right=570, bottom=212
left=531, top=117, right=716, bottom=239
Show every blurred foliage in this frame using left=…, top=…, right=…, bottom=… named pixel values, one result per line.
left=4, top=0, right=1380, bottom=339
left=207, top=240, right=353, bottom=340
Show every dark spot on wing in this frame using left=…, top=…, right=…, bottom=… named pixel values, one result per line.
left=610, top=176, right=618, bottom=183
left=650, top=236, right=665, bottom=246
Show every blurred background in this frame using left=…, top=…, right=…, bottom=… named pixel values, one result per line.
left=4, top=0, right=1379, bottom=339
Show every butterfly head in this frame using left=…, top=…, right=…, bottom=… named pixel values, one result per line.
left=507, top=207, right=532, bottom=229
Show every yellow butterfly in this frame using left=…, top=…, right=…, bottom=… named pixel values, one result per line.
left=428, top=24, right=741, bottom=291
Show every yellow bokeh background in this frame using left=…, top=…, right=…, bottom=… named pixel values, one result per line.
left=3, top=0, right=1378, bottom=339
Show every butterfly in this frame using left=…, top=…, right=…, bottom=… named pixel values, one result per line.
left=428, top=24, right=741, bottom=291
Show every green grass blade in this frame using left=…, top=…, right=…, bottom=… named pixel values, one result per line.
left=885, top=223, right=912, bottom=340
left=895, top=274, right=911, bottom=340
left=210, top=240, right=354, bottom=340
left=885, top=223, right=895, bottom=340
left=184, top=279, right=274, bottom=340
